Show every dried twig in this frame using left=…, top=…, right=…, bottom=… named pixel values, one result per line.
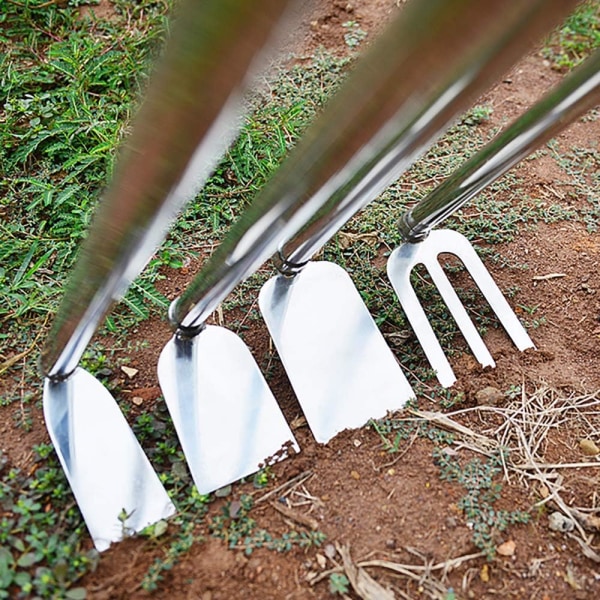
left=512, top=461, right=600, bottom=470
left=336, top=544, right=396, bottom=600
left=269, top=501, right=319, bottom=531
left=532, top=273, right=566, bottom=281
left=254, top=470, right=313, bottom=505
left=407, top=408, right=498, bottom=452
left=358, top=551, right=486, bottom=575
left=0, top=316, right=48, bottom=376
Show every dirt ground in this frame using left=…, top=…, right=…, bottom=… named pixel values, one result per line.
left=2, top=1, right=600, bottom=599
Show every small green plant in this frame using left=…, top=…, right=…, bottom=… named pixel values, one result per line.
left=209, top=495, right=326, bottom=556
left=516, top=303, right=547, bottom=329
left=461, top=104, right=493, bottom=126
left=439, top=389, right=466, bottom=409
left=435, top=450, right=530, bottom=560
left=505, top=384, right=522, bottom=400
left=140, top=520, right=198, bottom=592
left=329, top=572, right=350, bottom=595
left=342, top=21, right=368, bottom=48
left=79, top=345, right=111, bottom=377
left=0, top=447, right=97, bottom=599
left=253, top=467, right=271, bottom=488
left=371, top=417, right=456, bottom=453
left=138, top=451, right=212, bottom=591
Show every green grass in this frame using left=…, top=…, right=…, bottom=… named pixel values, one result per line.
left=0, top=1, right=599, bottom=596
left=0, top=0, right=171, bottom=342
left=0, top=2, right=346, bottom=369
left=543, top=0, right=600, bottom=70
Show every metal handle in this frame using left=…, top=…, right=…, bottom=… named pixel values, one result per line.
left=170, top=0, right=579, bottom=332
left=400, top=48, right=600, bottom=242
left=272, top=0, right=580, bottom=272
left=41, top=0, right=296, bottom=379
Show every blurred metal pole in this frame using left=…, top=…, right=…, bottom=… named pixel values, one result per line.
left=41, top=0, right=298, bottom=377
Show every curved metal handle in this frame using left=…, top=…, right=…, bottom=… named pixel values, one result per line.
left=400, top=48, right=600, bottom=242
left=41, top=0, right=296, bottom=379
left=171, top=0, right=579, bottom=331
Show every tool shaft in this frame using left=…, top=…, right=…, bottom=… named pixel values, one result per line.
left=400, top=48, right=600, bottom=242
left=42, top=0, right=294, bottom=378
left=172, top=0, right=579, bottom=331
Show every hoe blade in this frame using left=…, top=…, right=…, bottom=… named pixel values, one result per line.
left=387, top=229, right=534, bottom=387
left=158, top=325, right=299, bottom=494
left=43, top=368, right=176, bottom=552
left=259, top=261, right=416, bottom=443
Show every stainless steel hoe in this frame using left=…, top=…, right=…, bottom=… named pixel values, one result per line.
left=258, top=0, right=579, bottom=443
left=157, top=261, right=301, bottom=496
left=40, top=0, right=297, bottom=551
left=388, top=48, right=600, bottom=388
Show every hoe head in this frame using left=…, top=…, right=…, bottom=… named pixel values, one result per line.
left=43, top=368, right=176, bottom=551
left=158, top=325, right=299, bottom=494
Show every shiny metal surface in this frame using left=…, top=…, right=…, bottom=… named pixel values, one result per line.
left=164, top=0, right=575, bottom=449
left=247, top=0, right=575, bottom=441
left=171, top=0, right=578, bottom=332
left=275, top=0, right=579, bottom=270
left=259, top=262, right=415, bottom=443
left=399, top=48, right=600, bottom=242
left=39, top=0, right=297, bottom=550
left=158, top=326, right=298, bottom=494
left=149, top=1, right=310, bottom=493
left=388, top=50, right=600, bottom=387
left=41, top=0, right=296, bottom=378
left=388, top=230, right=534, bottom=387
left=43, top=369, right=176, bottom=551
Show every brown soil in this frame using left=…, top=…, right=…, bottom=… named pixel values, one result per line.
left=2, top=2, right=600, bottom=599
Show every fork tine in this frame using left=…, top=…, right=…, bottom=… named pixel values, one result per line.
left=387, top=51, right=599, bottom=388
left=441, top=230, right=534, bottom=351
left=424, top=240, right=496, bottom=368
left=389, top=229, right=533, bottom=388
left=388, top=239, right=457, bottom=388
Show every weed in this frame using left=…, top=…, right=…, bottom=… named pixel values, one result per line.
left=79, top=345, right=111, bottom=378
left=435, top=449, right=530, bottom=560
left=547, top=143, right=600, bottom=233
left=505, top=384, right=522, bottom=401
left=0, top=447, right=98, bottom=599
left=0, top=0, right=173, bottom=377
left=329, top=572, right=350, bottom=595
left=461, top=104, right=493, bottom=126
left=133, top=404, right=216, bottom=592
left=543, top=1, right=600, bottom=70
left=209, top=495, right=326, bottom=556
left=342, top=21, right=368, bottom=48
left=140, top=520, right=198, bottom=592
left=438, top=389, right=466, bottom=410
left=516, top=304, right=547, bottom=329
left=371, top=417, right=456, bottom=453
left=253, top=467, right=272, bottom=489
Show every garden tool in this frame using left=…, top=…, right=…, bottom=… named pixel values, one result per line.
left=257, top=0, right=579, bottom=443
left=387, top=48, right=600, bottom=387
left=40, top=0, right=298, bottom=551
left=157, top=263, right=301, bottom=496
